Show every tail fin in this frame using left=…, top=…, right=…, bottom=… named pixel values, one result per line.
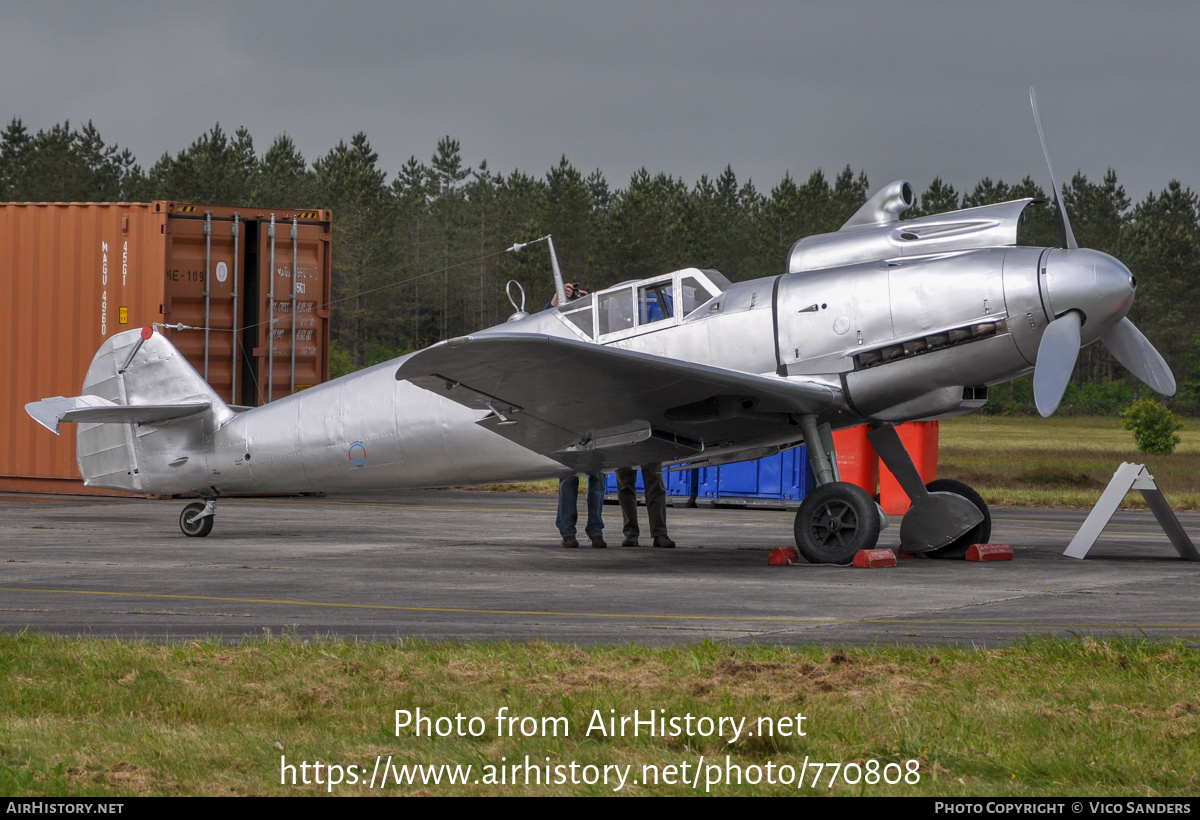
left=25, top=327, right=232, bottom=492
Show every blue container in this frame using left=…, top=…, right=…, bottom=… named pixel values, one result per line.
left=603, top=472, right=626, bottom=495
left=695, top=446, right=816, bottom=509
left=666, top=467, right=698, bottom=505
left=604, top=449, right=814, bottom=509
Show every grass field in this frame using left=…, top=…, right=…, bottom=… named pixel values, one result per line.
left=939, top=415, right=1200, bottom=509
left=2, top=635, right=1198, bottom=797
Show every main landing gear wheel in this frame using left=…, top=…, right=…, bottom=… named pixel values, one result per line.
left=794, top=481, right=881, bottom=565
left=924, top=479, right=990, bottom=559
left=179, top=501, right=214, bottom=538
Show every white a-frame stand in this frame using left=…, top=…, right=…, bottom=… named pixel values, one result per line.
left=1065, top=462, right=1199, bottom=561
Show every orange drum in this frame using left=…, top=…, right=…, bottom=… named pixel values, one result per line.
left=832, top=424, right=879, bottom=498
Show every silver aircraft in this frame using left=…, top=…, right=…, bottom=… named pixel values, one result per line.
left=25, top=92, right=1177, bottom=563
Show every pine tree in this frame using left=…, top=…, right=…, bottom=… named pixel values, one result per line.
left=312, top=133, right=393, bottom=364
left=430, top=137, right=470, bottom=341
left=150, top=124, right=259, bottom=203
left=910, top=176, right=960, bottom=217
left=255, top=134, right=313, bottom=209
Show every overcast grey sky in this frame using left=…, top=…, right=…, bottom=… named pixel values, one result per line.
left=3, top=1, right=1197, bottom=203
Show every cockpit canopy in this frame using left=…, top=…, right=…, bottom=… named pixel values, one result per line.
left=557, top=268, right=729, bottom=341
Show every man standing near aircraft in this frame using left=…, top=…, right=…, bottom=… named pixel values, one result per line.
left=549, top=283, right=606, bottom=549
left=616, top=465, right=675, bottom=549
left=556, top=474, right=606, bottom=549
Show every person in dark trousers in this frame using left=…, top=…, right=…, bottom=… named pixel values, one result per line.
left=547, top=283, right=606, bottom=549
left=615, top=463, right=675, bottom=548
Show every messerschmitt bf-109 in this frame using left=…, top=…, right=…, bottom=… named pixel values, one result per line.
left=26, top=91, right=1177, bottom=563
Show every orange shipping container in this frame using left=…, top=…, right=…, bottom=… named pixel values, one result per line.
left=0, top=201, right=332, bottom=494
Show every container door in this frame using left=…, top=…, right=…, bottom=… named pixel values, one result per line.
left=161, top=211, right=242, bottom=403
left=253, top=215, right=331, bottom=404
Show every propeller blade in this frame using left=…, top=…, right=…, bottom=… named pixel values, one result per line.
left=1101, top=317, right=1177, bottom=397
left=1029, top=87, right=1078, bottom=250
left=1034, top=310, right=1083, bottom=417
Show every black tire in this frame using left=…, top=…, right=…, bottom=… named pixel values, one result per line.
left=179, top=502, right=214, bottom=538
left=794, top=482, right=881, bottom=565
left=924, top=479, right=990, bottom=559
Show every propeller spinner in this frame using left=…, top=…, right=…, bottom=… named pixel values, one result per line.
left=1028, top=88, right=1176, bottom=416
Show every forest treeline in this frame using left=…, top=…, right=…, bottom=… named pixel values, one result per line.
left=2, top=118, right=1198, bottom=414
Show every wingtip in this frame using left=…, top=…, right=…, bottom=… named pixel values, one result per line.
left=24, top=399, right=64, bottom=435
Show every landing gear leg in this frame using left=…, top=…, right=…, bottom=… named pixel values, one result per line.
left=793, top=415, right=883, bottom=564
left=866, top=424, right=984, bottom=554
left=798, top=415, right=838, bottom=486
left=180, top=499, right=216, bottom=537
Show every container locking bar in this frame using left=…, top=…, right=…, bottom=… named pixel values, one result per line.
left=230, top=214, right=240, bottom=405
left=203, top=211, right=212, bottom=381
left=267, top=214, right=276, bottom=403
left=290, top=217, right=298, bottom=395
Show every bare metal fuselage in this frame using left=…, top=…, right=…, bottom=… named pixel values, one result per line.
left=75, top=346, right=570, bottom=496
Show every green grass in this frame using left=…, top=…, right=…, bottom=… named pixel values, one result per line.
left=939, top=416, right=1200, bottom=509
left=2, top=635, right=1198, bottom=796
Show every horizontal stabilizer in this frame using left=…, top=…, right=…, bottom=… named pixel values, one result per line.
left=25, top=395, right=212, bottom=435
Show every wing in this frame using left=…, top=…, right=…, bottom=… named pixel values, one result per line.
left=395, top=332, right=840, bottom=472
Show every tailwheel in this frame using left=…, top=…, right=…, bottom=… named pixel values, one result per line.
left=794, top=481, right=881, bottom=565
left=924, top=479, right=990, bottom=559
left=179, top=501, right=214, bottom=538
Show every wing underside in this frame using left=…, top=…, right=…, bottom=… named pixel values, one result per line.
left=395, top=333, right=840, bottom=472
